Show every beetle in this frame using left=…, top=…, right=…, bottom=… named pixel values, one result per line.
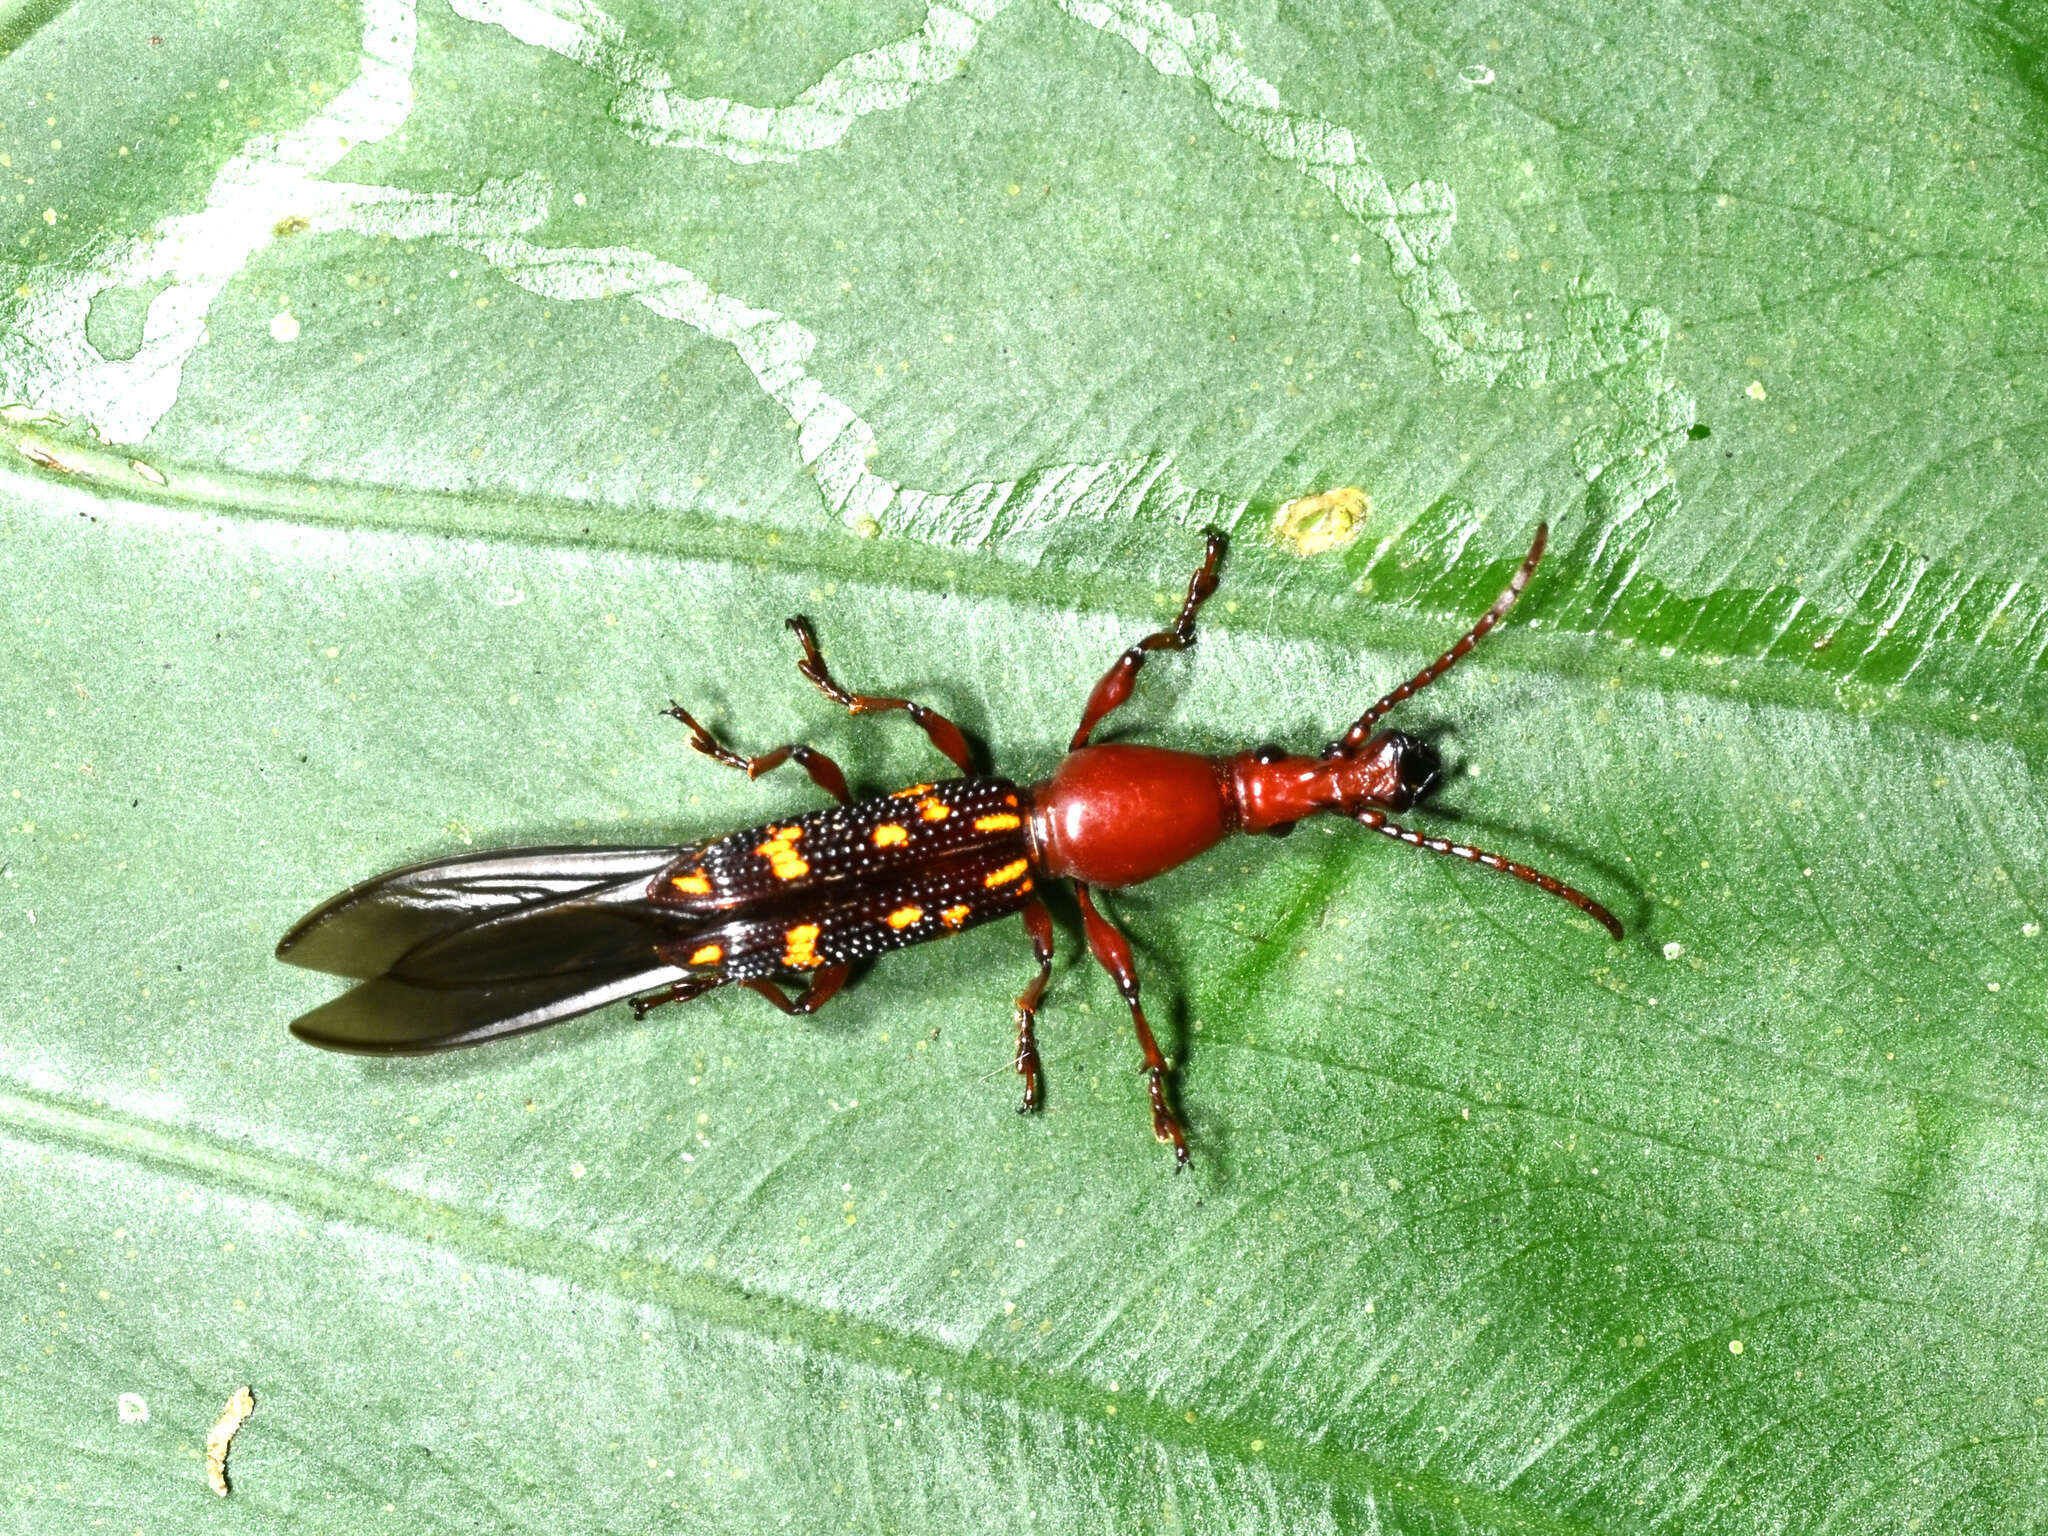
left=278, top=521, right=1619, bottom=1165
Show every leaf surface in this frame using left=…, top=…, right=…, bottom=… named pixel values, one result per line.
left=4, top=0, right=2046, bottom=1530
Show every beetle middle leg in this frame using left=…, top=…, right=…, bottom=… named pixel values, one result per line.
left=1012, top=897, right=1056, bottom=1113
left=1074, top=884, right=1189, bottom=1166
left=1069, top=528, right=1226, bottom=750
left=785, top=618, right=977, bottom=776
left=664, top=702, right=852, bottom=806
left=741, top=964, right=851, bottom=1015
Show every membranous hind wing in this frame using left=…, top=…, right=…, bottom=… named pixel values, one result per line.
left=277, top=845, right=711, bottom=1053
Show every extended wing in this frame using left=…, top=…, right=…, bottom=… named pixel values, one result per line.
left=277, top=845, right=709, bottom=1053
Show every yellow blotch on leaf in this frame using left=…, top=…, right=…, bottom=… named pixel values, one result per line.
left=783, top=924, right=821, bottom=968
left=1271, top=485, right=1367, bottom=557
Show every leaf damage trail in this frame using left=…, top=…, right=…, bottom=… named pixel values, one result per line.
left=12, top=0, right=2048, bottom=726
left=2, top=0, right=1693, bottom=573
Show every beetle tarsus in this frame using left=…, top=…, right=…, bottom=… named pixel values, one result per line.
left=664, top=701, right=853, bottom=806
left=1068, top=527, right=1227, bottom=751
left=785, top=616, right=978, bottom=775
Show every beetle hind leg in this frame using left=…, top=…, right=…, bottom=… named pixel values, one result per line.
left=664, top=701, right=852, bottom=806
left=742, top=965, right=852, bottom=1016
left=630, top=974, right=724, bottom=1020
left=784, top=617, right=977, bottom=777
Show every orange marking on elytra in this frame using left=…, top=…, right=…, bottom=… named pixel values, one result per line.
left=917, top=796, right=951, bottom=822
left=1004, top=793, right=1018, bottom=806
left=886, top=905, right=923, bottom=929
left=891, top=782, right=935, bottom=799
left=671, top=869, right=712, bottom=895
left=1018, top=878, right=1034, bottom=894
left=688, top=943, right=723, bottom=965
left=754, top=825, right=810, bottom=880
left=940, top=904, right=971, bottom=929
left=872, top=823, right=909, bottom=847
left=973, top=812, right=1021, bottom=832
left=985, top=859, right=1028, bottom=887
left=783, top=923, right=821, bottom=968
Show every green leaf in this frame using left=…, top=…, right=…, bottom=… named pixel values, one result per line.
left=4, top=0, right=2045, bottom=1529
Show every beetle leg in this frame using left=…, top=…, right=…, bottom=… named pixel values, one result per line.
left=1069, top=528, right=1226, bottom=750
left=784, top=618, right=976, bottom=776
left=1325, top=523, right=1546, bottom=758
left=1074, top=884, right=1189, bottom=1167
left=629, top=974, right=724, bottom=1020
left=741, top=964, right=851, bottom=1015
left=1013, top=898, right=1056, bottom=1113
left=663, top=702, right=852, bottom=806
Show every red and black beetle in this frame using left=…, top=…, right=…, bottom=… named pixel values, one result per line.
left=278, top=522, right=1619, bottom=1165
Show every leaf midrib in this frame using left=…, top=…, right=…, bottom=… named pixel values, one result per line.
left=8, top=446, right=2041, bottom=763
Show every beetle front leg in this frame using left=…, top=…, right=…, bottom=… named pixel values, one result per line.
left=1068, top=528, right=1225, bottom=751
left=786, top=617, right=977, bottom=776
left=1074, top=884, right=1189, bottom=1167
left=663, top=702, right=853, bottom=806
left=1013, top=898, right=1056, bottom=1113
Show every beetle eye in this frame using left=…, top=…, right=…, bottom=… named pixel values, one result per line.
left=1390, top=734, right=1443, bottom=808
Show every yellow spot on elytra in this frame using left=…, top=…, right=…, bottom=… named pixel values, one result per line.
left=688, top=943, right=722, bottom=965
left=1004, top=793, right=1018, bottom=806
left=872, top=823, right=909, bottom=847
left=973, top=812, right=1022, bottom=832
left=891, top=782, right=935, bottom=799
left=671, top=870, right=712, bottom=894
left=886, top=905, right=923, bottom=930
left=1018, top=878, right=1033, bottom=894
left=783, top=923, right=821, bottom=968
left=941, top=904, right=971, bottom=929
left=754, top=825, right=810, bottom=880
left=985, top=859, right=1028, bottom=887
left=918, top=796, right=951, bottom=822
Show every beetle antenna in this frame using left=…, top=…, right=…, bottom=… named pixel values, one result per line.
left=1325, top=523, right=1547, bottom=758
left=1354, top=806, right=1622, bottom=940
